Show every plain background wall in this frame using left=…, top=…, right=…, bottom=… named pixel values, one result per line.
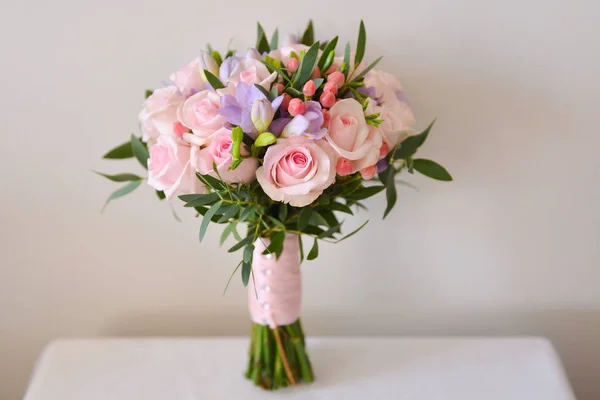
left=1, top=0, right=599, bottom=398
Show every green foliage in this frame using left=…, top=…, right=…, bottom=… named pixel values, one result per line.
left=101, top=180, right=142, bottom=212
left=254, top=132, right=276, bottom=147
left=355, top=20, right=366, bottom=67
left=94, top=172, right=143, bottom=182
left=301, top=20, right=314, bottom=45
left=204, top=69, right=225, bottom=90
left=103, top=140, right=133, bottom=159
left=270, top=28, right=279, bottom=49
left=293, top=41, right=320, bottom=89
left=393, top=120, right=436, bottom=159
left=307, top=238, right=319, bottom=260
left=130, top=134, right=149, bottom=169
left=412, top=159, right=453, bottom=181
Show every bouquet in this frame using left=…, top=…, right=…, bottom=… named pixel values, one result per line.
left=97, top=20, right=451, bottom=390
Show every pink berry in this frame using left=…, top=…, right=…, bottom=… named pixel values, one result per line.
left=274, top=83, right=285, bottom=95
left=319, top=91, right=336, bottom=108
left=173, top=122, right=188, bottom=137
left=326, top=65, right=337, bottom=74
left=336, top=158, right=353, bottom=176
left=281, top=94, right=292, bottom=110
left=286, top=58, right=299, bottom=73
left=311, top=66, right=321, bottom=79
left=360, top=165, right=378, bottom=180
left=379, top=142, right=390, bottom=158
left=323, top=81, right=338, bottom=95
left=321, top=109, right=331, bottom=127
left=288, top=98, right=306, bottom=116
left=327, top=71, right=345, bottom=87
left=302, top=80, right=316, bottom=97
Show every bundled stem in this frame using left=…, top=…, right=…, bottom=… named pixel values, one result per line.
left=245, top=318, right=313, bottom=390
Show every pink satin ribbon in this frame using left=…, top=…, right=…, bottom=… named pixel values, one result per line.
left=248, top=234, right=302, bottom=328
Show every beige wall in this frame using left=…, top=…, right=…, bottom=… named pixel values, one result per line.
left=1, top=0, right=599, bottom=398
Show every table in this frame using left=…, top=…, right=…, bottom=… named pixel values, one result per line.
left=24, top=337, right=576, bottom=399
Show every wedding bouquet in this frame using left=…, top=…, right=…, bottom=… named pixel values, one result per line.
left=97, top=20, right=451, bottom=390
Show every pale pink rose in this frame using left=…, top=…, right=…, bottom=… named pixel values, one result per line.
left=364, top=70, right=414, bottom=111
left=170, top=58, right=204, bottom=98
left=139, top=87, right=185, bottom=142
left=177, top=90, right=226, bottom=145
left=377, top=101, right=416, bottom=148
left=192, top=128, right=257, bottom=184
left=256, top=136, right=337, bottom=207
left=222, top=50, right=277, bottom=89
left=147, top=135, right=205, bottom=200
left=325, top=99, right=381, bottom=173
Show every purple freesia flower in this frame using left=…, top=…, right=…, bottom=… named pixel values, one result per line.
left=218, top=82, right=283, bottom=137
left=219, top=54, right=240, bottom=82
left=376, top=158, right=389, bottom=173
left=281, top=101, right=327, bottom=139
left=269, top=118, right=292, bottom=136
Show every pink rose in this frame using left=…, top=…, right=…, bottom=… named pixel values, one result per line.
left=256, top=136, right=337, bottom=207
left=325, top=99, right=381, bottom=172
left=148, top=136, right=205, bottom=200
left=374, top=101, right=416, bottom=148
left=177, top=90, right=226, bottom=145
left=193, top=128, right=257, bottom=184
left=139, top=87, right=185, bottom=142
left=169, top=58, right=204, bottom=98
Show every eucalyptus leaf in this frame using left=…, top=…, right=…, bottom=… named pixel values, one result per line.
left=217, top=204, right=239, bottom=223
left=228, top=236, right=253, bottom=252
left=342, top=42, right=351, bottom=76
left=196, top=173, right=226, bottom=190
left=412, top=159, right=453, bottom=181
left=130, top=135, right=149, bottom=169
left=220, top=223, right=235, bottom=245
left=307, top=238, right=319, bottom=260
left=156, top=190, right=166, bottom=200
left=270, top=28, right=279, bottom=49
left=256, top=22, right=266, bottom=47
left=257, top=33, right=270, bottom=54
left=261, top=61, right=291, bottom=83
left=328, top=201, right=354, bottom=215
left=263, top=231, right=285, bottom=258
left=103, top=140, right=133, bottom=159
left=199, top=201, right=222, bottom=242
left=294, top=41, right=320, bottom=88
left=101, top=180, right=142, bottom=212
left=351, top=56, right=382, bottom=82
left=393, top=120, right=436, bottom=159
left=181, top=192, right=220, bottom=207
left=297, top=207, right=313, bottom=230
left=94, top=171, right=143, bottom=182
left=301, top=20, right=314, bottom=45
left=347, top=185, right=385, bottom=200
left=241, top=261, right=252, bottom=286
left=204, top=69, right=225, bottom=90
left=318, top=36, right=338, bottom=70
left=383, top=166, right=397, bottom=219
left=243, top=244, right=254, bottom=263
left=278, top=203, right=288, bottom=221
left=336, top=220, right=369, bottom=243
left=355, top=20, right=366, bottom=67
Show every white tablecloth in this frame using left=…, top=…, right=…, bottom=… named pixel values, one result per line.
left=24, top=337, right=575, bottom=400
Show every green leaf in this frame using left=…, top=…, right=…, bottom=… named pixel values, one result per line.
left=319, top=223, right=342, bottom=239
left=220, top=223, right=235, bottom=245
left=180, top=192, right=220, bottom=207
left=294, top=41, right=320, bottom=88
left=217, top=204, right=239, bottom=223
left=223, top=260, right=243, bottom=295
left=199, top=201, right=222, bottom=242
left=130, top=134, right=149, bottom=169
left=243, top=244, right=254, bottom=263
left=101, top=180, right=142, bottom=212
left=256, top=22, right=266, bottom=48
left=145, top=89, right=153, bottom=99
left=301, top=20, right=314, bottom=45
left=257, top=33, right=270, bottom=54
left=261, top=61, right=291, bottom=83
left=267, top=215, right=286, bottom=231
left=312, top=78, right=324, bottom=90
left=351, top=56, right=383, bottom=82
left=347, top=185, right=386, bottom=200
left=307, top=238, right=319, bottom=260
left=309, top=211, right=329, bottom=227
left=412, top=159, right=453, bottom=181
left=231, top=222, right=243, bottom=240
left=94, top=171, right=143, bottom=182
left=337, top=220, right=369, bottom=242
left=254, top=132, right=276, bottom=147
left=318, top=36, right=338, bottom=70
left=355, top=20, right=366, bottom=67
left=284, top=86, right=303, bottom=97
left=278, top=203, right=288, bottom=221
left=393, top=120, right=436, bottom=159
left=204, top=69, right=225, bottom=90
left=342, top=42, right=351, bottom=76
left=253, top=83, right=272, bottom=99
left=297, top=207, right=313, bottom=230
left=211, top=50, right=223, bottom=66
left=383, top=166, right=397, bottom=219
left=321, top=50, right=335, bottom=73
left=270, top=28, right=279, bottom=49
left=156, top=190, right=166, bottom=200
left=299, top=236, right=304, bottom=263
left=103, top=140, right=133, bottom=159
left=328, top=201, right=354, bottom=215
left=228, top=235, right=253, bottom=252
left=196, top=173, right=226, bottom=190
left=241, top=261, right=252, bottom=286
left=263, top=231, right=285, bottom=258
left=238, top=207, right=255, bottom=223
